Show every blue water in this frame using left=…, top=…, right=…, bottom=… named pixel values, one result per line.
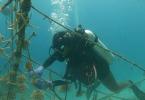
left=0, top=0, right=145, bottom=100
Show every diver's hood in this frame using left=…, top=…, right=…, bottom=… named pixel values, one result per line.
left=52, top=31, right=72, bottom=51
left=52, top=31, right=65, bottom=49
left=52, top=29, right=96, bottom=50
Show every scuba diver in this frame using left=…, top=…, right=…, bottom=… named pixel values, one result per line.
left=29, top=25, right=145, bottom=99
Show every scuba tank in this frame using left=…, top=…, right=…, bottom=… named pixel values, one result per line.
left=94, top=38, right=114, bottom=64
left=75, top=25, right=114, bottom=64
left=84, top=29, right=114, bottom=64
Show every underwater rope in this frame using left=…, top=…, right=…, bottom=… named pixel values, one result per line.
left=15, top=65, right=63, bottom=100
left=95, top=43, right=145, bottom=72
left=31, top=5, right=145, bottom=73
left=64, top=80, right=68, bottom=100
left=97, top=91, right=130, bottom=100
left=31, top=5, right=73, bottom=33
left=22, top=54, right=145, bottom=100
left=28, top=5, right=145, bottom=100
left=0, top=3, right=143, bottom=99
left=50, top=88, right=62, bottom=100
left=22, top=54, right=63, bottom=78
left=98, top=78, right=145, bottom=100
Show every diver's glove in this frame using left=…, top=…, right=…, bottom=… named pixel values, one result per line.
left=29, top=66, right=44, bottom=78
left=32, top=78, right=53, bottom=90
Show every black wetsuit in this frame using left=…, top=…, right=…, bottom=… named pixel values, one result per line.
left=43, top=32, right=111, bottom=86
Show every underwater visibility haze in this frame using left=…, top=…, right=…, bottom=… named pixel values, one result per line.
left=0, top=0, right=145, bottom=100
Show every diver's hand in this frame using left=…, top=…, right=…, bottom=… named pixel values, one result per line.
left=29, top=66, right=44, bottom=78
left=32, top=78, right=53, bottom=90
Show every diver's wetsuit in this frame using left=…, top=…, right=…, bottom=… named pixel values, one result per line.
left=42, top=31, right=111, bottom=86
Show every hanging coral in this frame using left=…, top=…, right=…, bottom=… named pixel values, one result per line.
left=17, top=83, right=27, bottom=93
left=17, top=74, right=26, bottom=84
left=31, top=90, right=44, bottom=100
left=16, top=74, right=27, bottom=93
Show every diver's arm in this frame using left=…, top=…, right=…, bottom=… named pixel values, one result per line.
left=43, top=50, right=66, bottom=68
left=29, top=52, right=58, bottom=77
left=29, top=51, right=65, bottom=77
left=43, top=52, right=58, bottom=68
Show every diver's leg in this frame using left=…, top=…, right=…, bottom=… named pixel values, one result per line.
left=101, top=71, right=130, bottom=93
left=95, top=60, right=130, bottom=93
